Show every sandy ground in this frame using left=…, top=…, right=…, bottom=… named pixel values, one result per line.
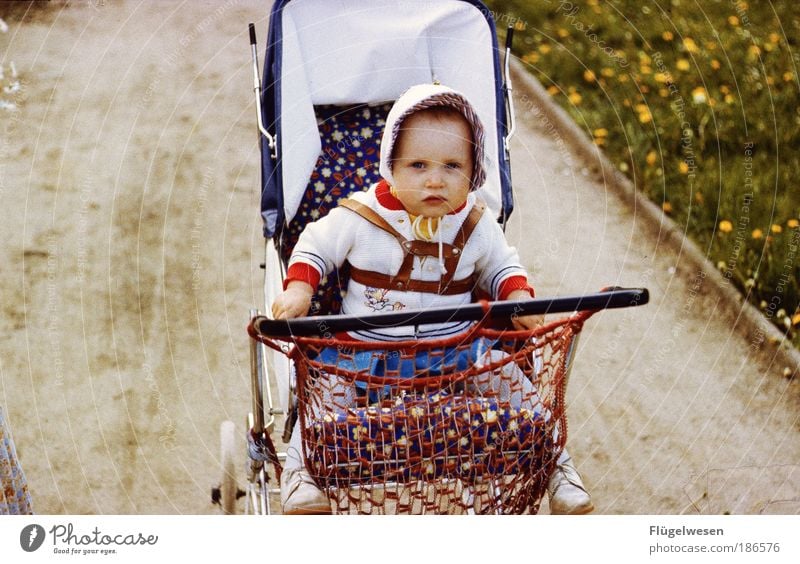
left=0, top=0, right=797, bottom=515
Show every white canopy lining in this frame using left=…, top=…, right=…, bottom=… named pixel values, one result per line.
left=279, top=0, right=503, bottom=224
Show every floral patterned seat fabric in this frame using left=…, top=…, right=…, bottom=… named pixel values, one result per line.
left=279, top=102, right=393, bottom=315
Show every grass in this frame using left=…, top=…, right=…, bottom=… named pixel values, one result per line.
left=485, top=0, right=800, bottom=348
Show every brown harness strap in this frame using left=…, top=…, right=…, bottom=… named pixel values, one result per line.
left=339, top=198, right=486, bottom=295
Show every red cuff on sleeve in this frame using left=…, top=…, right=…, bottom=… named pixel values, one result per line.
left=498, top=276, right=535, bottom=300
left=284, top=262, right=321, bottom=291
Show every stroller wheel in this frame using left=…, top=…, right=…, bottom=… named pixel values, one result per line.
left=219, top=420, right=238, bottom=515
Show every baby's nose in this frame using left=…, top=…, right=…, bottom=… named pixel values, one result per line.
left=425, top=172, right=444, bottom=188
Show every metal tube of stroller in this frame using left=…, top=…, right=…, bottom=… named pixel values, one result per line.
left=249, top=23, right=276, bottom=157
left=503, top=25, right=517, bottom=160
left=249, top=309, right=266, bottom=436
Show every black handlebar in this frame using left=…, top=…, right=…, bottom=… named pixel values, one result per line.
left=249, top=22, right=257, bottom=45
left=251, top=287, right=648, bottom=338
left=505, top=24, right=514, bottom=51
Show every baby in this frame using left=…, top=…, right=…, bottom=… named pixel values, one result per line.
left=273, top=84, right=591, bottom=514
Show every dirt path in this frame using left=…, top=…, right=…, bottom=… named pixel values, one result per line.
left=1, top=0, right=797, bottom=514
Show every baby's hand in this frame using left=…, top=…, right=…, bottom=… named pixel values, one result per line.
left=271, top=282, right=314, bottom=319
left=506, top=289, right=545, bottom=331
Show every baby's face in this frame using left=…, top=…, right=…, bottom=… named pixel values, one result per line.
left=391, top=111, right=473, bottom=217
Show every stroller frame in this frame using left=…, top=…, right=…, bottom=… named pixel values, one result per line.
left=211, top=0, right=649, bottom=515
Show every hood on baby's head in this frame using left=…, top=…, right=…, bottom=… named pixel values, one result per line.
left=379, top=83, right=487, bottom=192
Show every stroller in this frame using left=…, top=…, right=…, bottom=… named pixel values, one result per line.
left=213, top=0, right=648, bottom=515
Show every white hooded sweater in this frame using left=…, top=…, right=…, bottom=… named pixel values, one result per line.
left=286, top=85, right=532, bottom=341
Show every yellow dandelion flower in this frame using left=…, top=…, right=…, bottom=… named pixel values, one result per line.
left=557, top=28, right=569, bottom=38
left=771, top=224, right=783, bottom=234
left=784, top=71, right=794, bottom=82
left=728, top=15, right=739, bottom=26
left=638, top=109, right=653, bottom=123
left=659, top=88, right=669, bottom=97
left=646, top=151, right=657, bottom=166
left=619, top=74, right=629, bottom=82
left=792, top=312, right=800, bottom=326
left=583, top=69, right=597, bottom=82
left=724, top=94, right=735, bottom=104
left=691, top=87, right=707, bottom=104
left=547, top=85, right=559, bottom=95
left=752, top=228, right=763, bottom=239
left=720, top=85, right=730, bottom=94
left=683, top=37, right=699, bottom=53
left=764, top=42, right=775, bottom=52
left=654, top=72, right=669, bottom=83
left=694, top=192, right=704, bottom=205
left=748, top=45, right=761, bottom=58
left=662, top=201, right=673, bottom=213
left=676, top=59, right=690, bottom=71
left=769, top=33, right=780, bottom=44
left=788, top=219, right=799, bottom=228
left=623, top=99, right=631, bottom=107
left=705, top=41, right=717, bottom=50
left=587, top=0, right=599, bottom=5
left=679, top=161, right=689, bottom=174
left=662, top=31, right=674, bottom=41
left=593, top=137, right=606, bottom=146
left=711, top=59, right=721, bottom=70
left=594, top=127, right=608, bottom=137
left=568, top=91, right=582, bottom=105
left=601, top=67, right=615, bottom=77
left=640, top=65, right=653, bottom=75
left=522, top=52, right=540, bottom=64
left=719, top=220, right=733, bottom=233
left=514, top=20, right=526, bottom=31
left=539, top=44, right=551, bottom=54
left=641, top=85, right=650, bottom=94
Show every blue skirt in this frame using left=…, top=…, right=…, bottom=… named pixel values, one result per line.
left=315, top=337, right=495, bottom=378
left=314, top=337, right=498, bottom=403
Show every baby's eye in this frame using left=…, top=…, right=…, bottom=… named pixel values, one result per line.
left=445, top=162, right=462, bottom=169
left=410, top=162, right=425, bottom=169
